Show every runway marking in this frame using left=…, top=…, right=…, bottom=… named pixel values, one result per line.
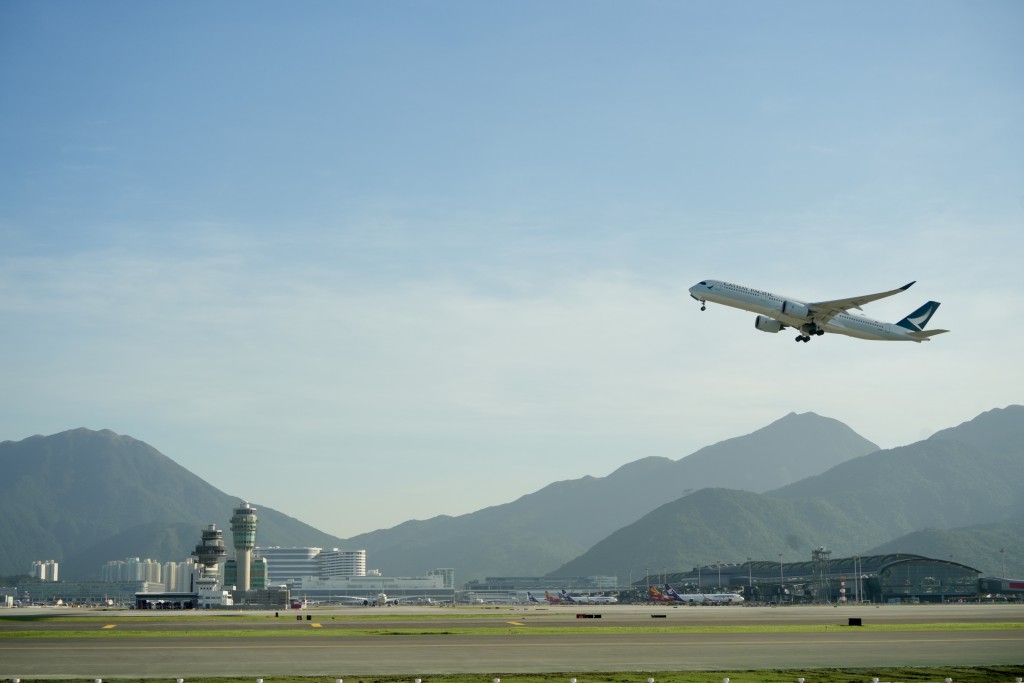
left=102, top=625, right=117, bottom=629
left=311, top=623, right=322, bottom=628
left=506, top=622, right=525, bottom=626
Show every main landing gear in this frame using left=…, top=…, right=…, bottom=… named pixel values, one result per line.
left=795, top=329, right=825, bottom=342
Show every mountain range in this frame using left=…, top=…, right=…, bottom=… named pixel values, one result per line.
left=1, top=406, right=1021, bottom=582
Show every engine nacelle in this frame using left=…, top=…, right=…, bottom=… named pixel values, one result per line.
left=780, top=300, right=810, bottom=319
left=754, top=315, right=784, bottom=333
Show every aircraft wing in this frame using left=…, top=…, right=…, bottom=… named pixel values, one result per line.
left=809, top=281, right=915, bottom=323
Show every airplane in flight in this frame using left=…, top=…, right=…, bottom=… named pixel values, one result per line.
left=688, top=279, right=948, bottom=343
left=663, top=582, right=745, bottom=605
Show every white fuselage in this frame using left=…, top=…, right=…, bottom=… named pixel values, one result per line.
left=566, top=595, right=619, bottom=604
left=691, top=280, right=919, bottom=342
left=679, top=592, right=745, bottom=604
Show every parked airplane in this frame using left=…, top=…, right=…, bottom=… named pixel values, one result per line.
left=585, top=594, right=618, bottom=604
left=543, top=590, right=563, bottom=604
left=648, top=585, right=674, bottom=603
left=688, top=279, right=948, bottom=343
left=527, top=592, right=542, bottom=604
left=559, top=589, right=619, bottom=604
left=337, top=592, right=401, bottom=606
left=663, top=582, right=745, bottom=605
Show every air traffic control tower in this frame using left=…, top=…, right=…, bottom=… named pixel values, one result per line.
left=194, top=524, right=228, bottom=580
left=230, top=501, right=258, bottom=590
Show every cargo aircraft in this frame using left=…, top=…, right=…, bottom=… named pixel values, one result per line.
left=689, top=279, right=947, bottom=343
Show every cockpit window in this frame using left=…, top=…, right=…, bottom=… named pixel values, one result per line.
left=698, top=281, right=707, bottom=285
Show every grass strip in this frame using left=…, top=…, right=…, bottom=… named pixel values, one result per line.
left=1, top=622, right=1021, bottom=638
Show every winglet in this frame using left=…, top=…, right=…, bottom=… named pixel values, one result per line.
left=900, top=281, right=916, bottom=291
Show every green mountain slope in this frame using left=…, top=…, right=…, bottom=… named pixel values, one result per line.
left=0, top=428, right=343, bottom=578
left=865, top=517, right=1024, bottom=578
left=549, top=488, right=873, bottom=580
left=768, top=439, right=1020, bottom=536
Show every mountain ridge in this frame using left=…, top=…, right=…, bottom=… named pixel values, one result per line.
left=338, top=411, right=879, bottom=579
left=551, top=405, right=1024, bottom=580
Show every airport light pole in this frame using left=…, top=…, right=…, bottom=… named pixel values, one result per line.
left=778, top=553, right=784, bottom=604
left=717, top=561, right=722, bottom=591
left=853, top=556, right=859, bottom=603
left=1000, top=548, right=1006, bottom=579
left=747, top=557, right=753, bottom=598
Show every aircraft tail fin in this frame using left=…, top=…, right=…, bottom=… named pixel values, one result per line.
left=896, top=301, right=941, bottom=331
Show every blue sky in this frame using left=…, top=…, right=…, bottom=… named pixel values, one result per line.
left=2, top=1, right=1022, bottom=540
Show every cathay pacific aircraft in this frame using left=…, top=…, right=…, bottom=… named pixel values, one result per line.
left=688, top=279, right=948, bottom=343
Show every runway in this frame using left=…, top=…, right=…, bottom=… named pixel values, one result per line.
left=1, top=604, right=1021, bottom=678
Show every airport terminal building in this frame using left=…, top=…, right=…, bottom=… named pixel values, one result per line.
left=651, top=552, right=983, bottom=604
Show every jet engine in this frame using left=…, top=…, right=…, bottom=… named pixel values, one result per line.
left=780, top=300, right=810, bottom=319
left=754, top=315, right=784, bottom=333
